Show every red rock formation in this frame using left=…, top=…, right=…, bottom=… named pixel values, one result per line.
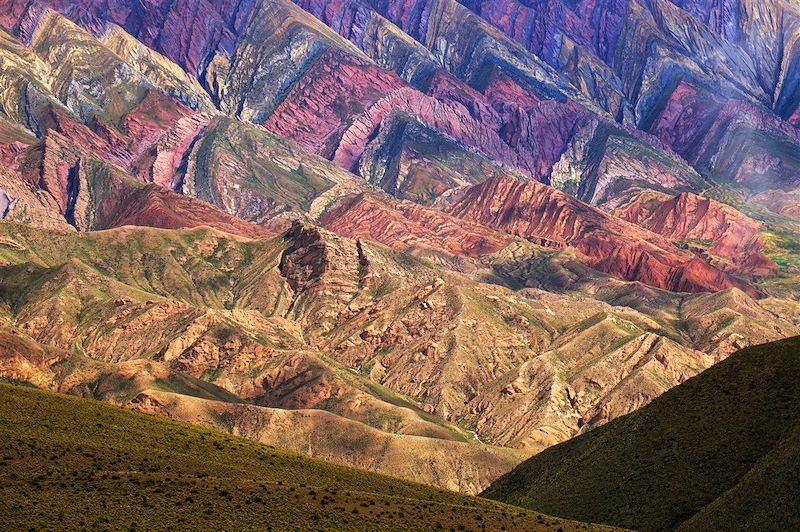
left=319, top=192, right=510, bottom=257
left=38, top=105, right=132, bottom=169
left=120, top=90, right=199, bottom=164
left=482, top=69, right=545, bottom=112
left=263, top=48, right=406, bottom=159
left=482, top=69, right=590, bottom=181
left=264, top=47, right=578, bottom=183
left=20, top=132, right=83, bottom=217
left=447, top=177, right=759, bottom=296
left=35, top=93, right=211, bottom=193
left=426, top=70, right=502, bottom=130
left=616, top=190, right=775, bottom=276
left=98, top=183, right=277, bottom=239
left=333, top=86, right=520, bottom=173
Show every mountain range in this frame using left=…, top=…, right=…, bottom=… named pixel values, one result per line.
left=0, top=0, right=799, bottom=498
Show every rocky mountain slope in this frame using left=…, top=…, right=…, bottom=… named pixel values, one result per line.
left=482, top=335, right=800, bottom=531
left=0, top=0, right=799, bottom=497
left=1, top=221, right=796, bottom=484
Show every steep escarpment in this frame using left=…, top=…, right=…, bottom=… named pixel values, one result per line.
left=615, top=189, right=775, bottom=276
left=263, top=47, right=407, bottom=159
left=447, top=177, right=757, bottom=295
left=219, top=0, right=370, bottom=121
left=645, top=80, right=800, bottom=190
left=292, top=0, right=441, bottom=87
left=455, top=0, right=630, bottom=116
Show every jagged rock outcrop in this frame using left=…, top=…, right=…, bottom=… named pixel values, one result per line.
left=615, top=189, right=775, bottom=276
left=447, top=177, right=758, bottom=296
left=279, top=221, right=334, bottom=292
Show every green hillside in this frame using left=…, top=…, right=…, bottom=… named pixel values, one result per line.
left=482, top=336, right=800, bottom=531
left=0, top=383, right=610, bottom=531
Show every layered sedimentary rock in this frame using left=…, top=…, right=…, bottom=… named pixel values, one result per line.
left=319, top=192, right=510, bottom=257
left=752, top=190, right=800, bottom=217
left=1, top=214, right=797, bottom=485
left=264, top=47, right=406, bottom=158
left=447, top=177, right=756, bottom=295
left=0, top=0, right=799, bottom=500
left=292, top=0, right=440, bottom=87
left=181, top=117, right=378, bottom=222
left=463, top=0, right=630, bottom=117
left=1, top=0, right=255, bottom=77
left=356, top=112, right=517, bottom=204
left=645, top=80, right=800, bottom=189
left=97, top=184, right=278, bottom=238
left=615, top=189, right=775, bottom=276
left=218, top=0, right=369, bottom=121
left=550, top=119, right=706, bottom=204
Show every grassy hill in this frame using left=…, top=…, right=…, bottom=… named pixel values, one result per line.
left=0, top=383, right=612, bottom=531
left=482, top=336, right=800, bottom=531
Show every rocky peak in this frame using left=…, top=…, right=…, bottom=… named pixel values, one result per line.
left=614, top=189, right=776, bottom=276
left=279, top=220, right=331, bottom=292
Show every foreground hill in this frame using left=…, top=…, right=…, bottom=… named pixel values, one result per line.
left=0, top=383, right=612, bottom=531
left=482, top=336, right=800, bottom=531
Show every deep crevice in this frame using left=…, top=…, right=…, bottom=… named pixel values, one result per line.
left=64, top=161, right=80, bottom=229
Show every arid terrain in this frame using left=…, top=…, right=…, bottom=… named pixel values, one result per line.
left=1, top=0, right=799, bottom=499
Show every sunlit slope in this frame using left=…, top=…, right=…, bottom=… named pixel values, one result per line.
left=0, top=383, right=619, bottom=531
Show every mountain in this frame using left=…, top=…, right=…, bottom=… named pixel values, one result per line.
left=0, top=0, right=799, bottom=501
left=1, top=220, right=795, bottom=476
left=0, top=383, right=617, bottom=531
left=446, top=176, right=760, bottom=295
left=481, top=336, right=800, bottom=531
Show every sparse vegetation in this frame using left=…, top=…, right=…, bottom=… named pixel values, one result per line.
left=0, top=383, right=609, bottom=531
